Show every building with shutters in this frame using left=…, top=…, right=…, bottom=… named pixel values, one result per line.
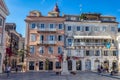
left=64, top=13, right=119, bottom=71
left=0, top=0, right=9, bottom=73
left=25, top=4, right=65, bottom=71
left=5, top=23, right=25, bottom=70
left=25, top=4, right=120, bottom=72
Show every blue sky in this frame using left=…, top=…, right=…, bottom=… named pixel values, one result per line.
left=4, top=0, right=120, bottom=37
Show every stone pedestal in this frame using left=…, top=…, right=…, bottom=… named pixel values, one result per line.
left=61, top=61, right=69, bottom=75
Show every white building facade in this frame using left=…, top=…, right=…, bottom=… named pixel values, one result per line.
left=64, top=13, right=119, bottom=72
left=0, top=0, right=9, bottom=73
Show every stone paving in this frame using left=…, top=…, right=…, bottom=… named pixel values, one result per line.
left=0, top=71, right=120, bottom=80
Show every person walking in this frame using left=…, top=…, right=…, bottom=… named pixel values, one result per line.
left=15, top=66, right=18, bottom=73
left=97, top=64, right=101, bottom=74
left=6, top=65, right=11, bottom=78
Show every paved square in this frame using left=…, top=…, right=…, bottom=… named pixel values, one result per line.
left=0, top=71, right=119, bottom=80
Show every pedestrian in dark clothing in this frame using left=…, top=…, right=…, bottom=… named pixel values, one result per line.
left=97, top=65, right=101, bottom=74
left=16, top=66, right=18, bottom=73
left=100, top=65, right=103, bottom=73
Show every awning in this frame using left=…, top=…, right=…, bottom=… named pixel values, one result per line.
left=74, top=36, right=112, bottom=39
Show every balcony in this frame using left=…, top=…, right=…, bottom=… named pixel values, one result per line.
left=37, top=28, right=57, bottom=33
left=74, top=42, right=104, bottom=46
left=37, top=41, right=56, bottom=45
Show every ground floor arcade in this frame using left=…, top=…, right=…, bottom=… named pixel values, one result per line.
left=67, top=57, right=118, bottom=72
left=25, top=57, right=118, bottom=72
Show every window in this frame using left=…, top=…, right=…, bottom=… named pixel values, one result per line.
left=104, top=51, right=108, bottom=56
left=58, top=24, right=63, bottom=29
left=39, top=47, right=44, bottom=54
left=111, top=27, right=115, bottom=32
left=48, top=35, right=55, bottom=41
left=77, top=26, right=80, bottom=31
left=0, top=18, right=2, bottom=26
left=86, top=50, right=90, bottom=56
left=40, top=24, right=45, bottom=29
left=113, top=51, right=116, bottom=56
left=94, top=27, right=99, bottom=31
left=29, top=61, right=34, bottom=70
left=58, top=47, right=62, bottom=54
left=50, top=24, right=54, bottom=29
left=58, top=35, right=62, bottom=41
left=85, top=26, right=89, bottom=31
left=56, top=62, right=61, bottom=69
left=30, top=46, right=35, bottom=54
left=68, top=26, right=71, bottom=31
left=39, top=61, right=43, bottom=70
left=48, top=46, right=53, bottom=54
left=31, top=23, right=36, bottom=29
left=102, top=26, right=106, bottom=31
left=30, top=34, right=36, bottom=41
left=68, top=39, right=72, bottom=45
left=71, top=17, right=76, bottom=20
left=40, top=35, right=44, bottom=41
left=95, top=50, right=100, bottom=56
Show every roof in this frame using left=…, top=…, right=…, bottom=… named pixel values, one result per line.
left=101, top=15, right=116, bottom=18
left=25, top=16, right=65, bottom=22
left=0, top=0, right=9, bottom=15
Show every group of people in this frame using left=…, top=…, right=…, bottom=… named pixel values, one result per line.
left=97, top=64, right=118, bottom=75
left=97, top=64, right=109, bottom=74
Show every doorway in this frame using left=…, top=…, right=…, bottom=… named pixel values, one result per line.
left=94, top=60, right=100, bottom=71
left=29, top=61, right=34, bottom=70
left=76, top=60, right=82, bottom=70
left=85, top=59, right=91, bottom=70
left=68, top=60, right=72, bottom=70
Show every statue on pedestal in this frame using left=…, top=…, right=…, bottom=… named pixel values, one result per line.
left=61, top=50, right=69, bottom=75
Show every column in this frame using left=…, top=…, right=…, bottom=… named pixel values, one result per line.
left=0, top=53, right=2, bottom=73
left=81, top=59, right=85, bottom=71
left=117, top=38, right=120, bottom=72
left=72, top=59, right=76, bottom=71
left=91, top=59, right=94, bottom=71
left=36, top=61, right=39, bottom=71
left=53, top=61, right=56, bottom=71
left=43, top=61, right=45, bottom=71
left=27, top=61, right=29, bottom=71
left=109, top=60, right=112, bottom=71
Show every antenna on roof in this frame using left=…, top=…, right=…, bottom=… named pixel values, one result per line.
left=80, top=4, right=82, bottom=14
